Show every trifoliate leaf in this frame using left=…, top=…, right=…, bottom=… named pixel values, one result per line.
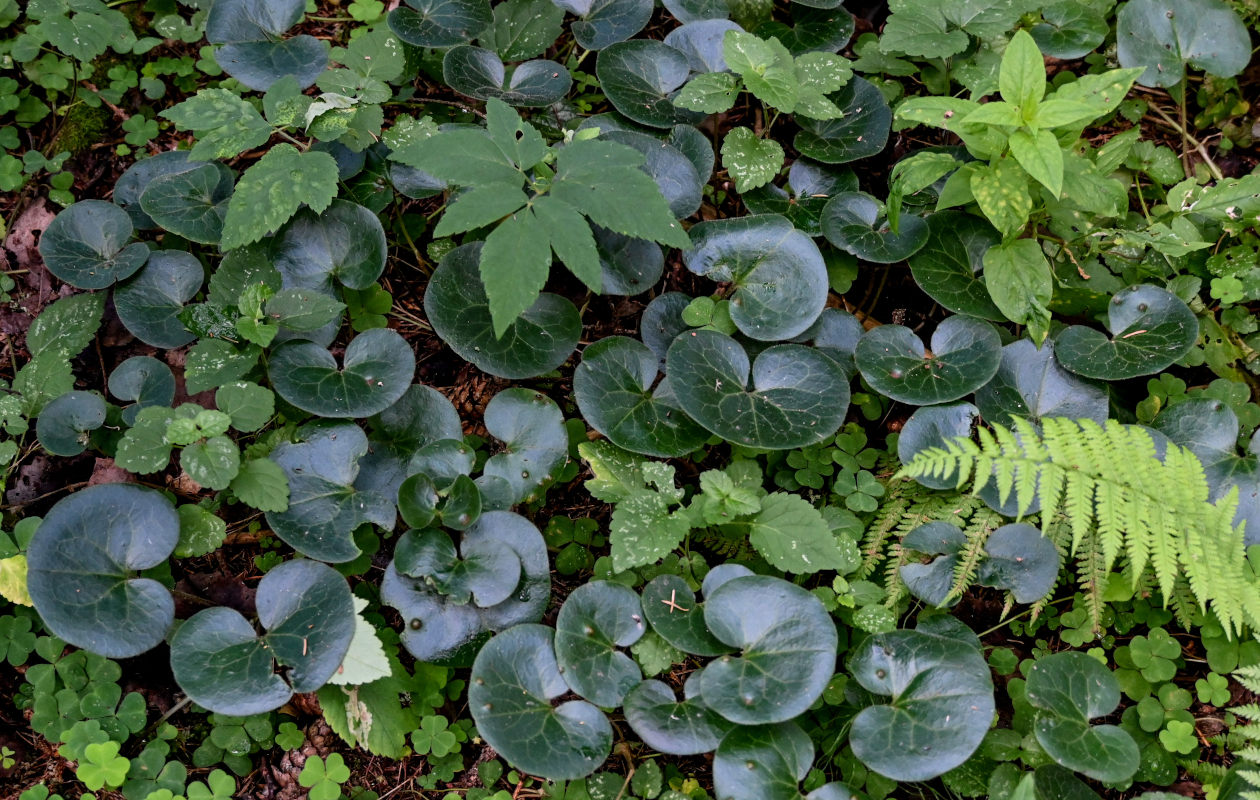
left=220, top=145, right=340, bottom=250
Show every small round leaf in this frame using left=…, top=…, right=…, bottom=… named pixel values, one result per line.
left=37, top=390, right=106, bottom=457
left=641, top=573, right=732, bottom=656
left=855, top=316, right=1002, bottom=406
left=554, top=581, right=646, bottom=707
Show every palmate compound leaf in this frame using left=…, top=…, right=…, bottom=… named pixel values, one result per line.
left=820, top=191, right=929, bottom=263
left=596, top=40, right=708, bottom=129
left=169, top=559, right=356, bottom=716
left=855, top=316, right=1002, bottom=406
left=268, top=328, right=415, bottom=418
left=1116, top=0, right=1251, bottom=88
left=1025, top=651, right=1139, bottom=783
left=698, top=575, right=838, bottom=725
left=574, top=336, right=709, bottom=458
left=848, top=625, right=994, bottom=781
left=113, top=251, right=202, bottom=349
left=1054, top=284, right=1198, bottom=380
left=683, top=215, right=829, bottom=341
left=27, top=484, right=178, bottom=658
left=470, top=624, right=613, bottom=780
left=482, top=388, right=569, bottom=504
left=668, top=330, right=849, bottom=450
left=38, top=200, right=149, bottom=290
left=554, top=581, right=646, bottom=707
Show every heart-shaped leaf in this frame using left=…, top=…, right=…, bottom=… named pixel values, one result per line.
left=664, top=0, right=729, bottom=23
left=470, top=624, right=612, bottom=779
left=460, top=511, right=552, bottom=632
left=807, top=308, right=864, bottom=374
left=36, top=390, right=106, bottom=456
left=848, top=625, right=994, bottom=781
left=1032, top=2, right=1107, bottom=59
left=664, top=19, right=744, bottom=72
left=974, top=339, right=1108, bottom=428
left=388, top=0, right=492, bottom=47
left=265, top=422, right=395, bottom=563
left=559, top=0, right=654, bottom=49
left=138, top=161, right=234, bottom=245
left=684, top=215, right=829, bottom=341
left=855, top=316, right=1002, bottom=406
left=575, top=336, right=708, bottom=458
left=821, top=191, right=929, bottom=263
left=1055, top=284, right=1198, bottom=380
left=554, top=581, right=646, bottom=706
left=594, top=226, right=663, bottom=295
left=756, top=6, right=855, bottom=54
left=39, top=200, right=150, bottom=290
left=443, top=46, right=572, bottom=106
left=641, top=292, right=692, bottom=368
left=699, top=575, right=837, bottom=724
left=597, top=40, right=707, bottom=129
left=113, top=251, right=202, bottom=349
left=109, top=356, right=175, bottom=426
left=114, top=150, right=195, bottom=229
left=641, top=573, right=737, bottom=656
left=668, top=330, right=850, bottom=450
left=271, top=200, right=387, bottom=293
left=169, top=559, right=355, bottom=716
left=604, top=130, right=703, bottom=220
left=898, top=521, right=966, bottom=607
left=897, top=403, right=979, bottom=490
left=482, top=388, right=569, bottom=504
left=394, top=527, right=521, bottom=607
left=714, top=722, right=831, bottom=800
left=269, top=328, right=414, bottom=418
left=907, top=211, right=1004, bottom=320
left=977, top=523, right=1060, bottom=603
left=743, top=160, right=858, bottom=236
left=1025, top=651, right=1140, bottom=782
left=27, top=484, right=178, bottom=658
left=382, top=562, right=485, bottom=664
left=1117, top=0, right=1250, bottom=87
left=360, top=384, right=463, bottom=500
left=425, top=243, right=581, bottom=379
left=623, top=677, right=735, bottom=755
left=215, top=37, right=329, bottom=92
left=206, top=0, right=303, bottom=41
left=793, top=77, right=890, bottom=164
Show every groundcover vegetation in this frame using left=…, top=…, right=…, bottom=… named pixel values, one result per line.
left=1, top=0, right=1260, bottom=798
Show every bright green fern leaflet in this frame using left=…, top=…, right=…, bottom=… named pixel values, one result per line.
left=1229, top=664, right=1260, bottom=800
left=898, top=417, right=1258, bottom=636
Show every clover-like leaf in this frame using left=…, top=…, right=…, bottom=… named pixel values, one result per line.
left=388, top=0, right=492, bottom=47
left=425, top=243, right=581, bottom=379
left=1025, top=651, right=1140, bottom=783
left=113, top=251, right=201, bottom=349
left=470, top=624, right=613, bottom=779
left=713, top=722, right=815, bottom=800
left=597, top=40, right=707, bottom=128
left=898, top=521, right=965, bottom=607
left=743, top=159, right=858, bottom=236
left=36, top=390, right=106, bottom=457
left=977, top=523, right=1060, bottom=603
left=269, top=328, right=414, bottom=419
left=139, top=162, right=234, bottom=245
left=559, top=0, right=654, bottom=49
left=1117, top=0, right=1250, bottom=88
left=793, top=77, right=890, bottom=164
left=668, top=330, right=850, bottom=450
left=699, top=575, right=838, bottom=725
left=974, top=339, right=1108, bottom=428
left=575, top=336, right=708, bottom=459
left=821, top=191, right=929, bottom=263
left=684, top=215, right=828, bottom=341
left=482, top=388, right=569, bottom=505
left=170, top=559, right=355, bottom=716
left=443, top=46, right=572, bottom=106
left=907, top=211, right=1004, bottom=320
left=554, top=581, right=646, bottom=707
left=27, top=484, right=178, bottom=658
left=1055, top=284, right=1198, bottom=380
left=641, top=573, right=737, bottom=656
left=848, top=625, right=994, bottom=781
left=855, top=316, right=1002, bottom=406
left=271, top=200, right=387, bottom=293
left=39, top=200, right=149, bottom=290
left=623, top=677, right=735, bottom=755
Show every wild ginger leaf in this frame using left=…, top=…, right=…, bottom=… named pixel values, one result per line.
left=220, top=145, right=340, bottom=250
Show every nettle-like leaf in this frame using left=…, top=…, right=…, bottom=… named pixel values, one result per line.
left=1116, top=0, right=1250, bottom=88
left=848, top=624, right=994, bottom=781
left=27, top=484, right=178, bottom=658
left=821, top=191, right=928, bottom=263
left=207, top=0, right=328, bottom=90
left=907, top=211, right=1003, bottom=321
left=38, top=200, right=149, bottom=290
left=470, top=624, right=613, bottom=779
left=743, top=159, right=857, bottom=237
left=974, top=339, right=1107, bottom=428
left=668, top=330, right=850, bottom=449
left=220, top=145, right=341, bottom=251
left=597, top=40, right=707, bottom=128
left=269, top=328, right=415, bottom=418
left=855, top=316, right=1002, bottom=406
left=684, top=214, right=828, bottom=341
left=554, top=581, right=646, bottom=706
left=623, top=676, right=735, bottom=755
left=170, top=560, right=355, bottom=716
left=1054, top=284, right=1198, bottom=380
left=36, top=390, right=106, bottom=457
left=793, top=77, right=891, bottom=164
left=556, top=0, right=653, bottom=49
left=1025, top=651, right=1140, bottom=782
left=698, top=575, right=837, bottom=724
left=443, top=45, right=571, bottom=106
left=160, top=91, right=273, bottom=162
left=113, top=251, right=202, bottom=349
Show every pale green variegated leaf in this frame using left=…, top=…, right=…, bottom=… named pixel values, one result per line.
left=721, top=127, right=784, bottom=193
left=220, top=145, right=340, bottom=251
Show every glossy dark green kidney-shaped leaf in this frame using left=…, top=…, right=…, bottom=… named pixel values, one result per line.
left=1117, top=0, right=1251, bottom=87
left=169, top=559, right=355, bottom=716
left=39, top=200, right=149, bottom=290
left=382, top=562, right=485, bottom=664
left=425, top=243, right=581, bottom=379
left=855, top=316, right=1002, bottom=406
left=1055, top=284, right=1198, bottom=380
left=110, top=356, right=176, bottom=426
left=27, top=484, right=178, bottom=658
left=974, top=339, right=1108, bottom=428
left=808, top=308, right=864, bottom=374
left=395, top=527, right=519, bottom=606
left=668, top=330, right=850, bottom=450
left=756, top=5, right=854, bottom=54
left=360, top=384, right=463, bottom=501
left=641, top=573, right=735, bottom=656
left=684, top=215, right=828, bottom=341
left=389, top=0, right=492, bottom=47
left=604, top=130, right=703, bottom=220
left=664, top=0, right=729, bottom=23
left=113, top=251, right=201, bottom=348
left=483, top=388, right=568, bottom=504
left=623, top=678, right=735, bottom=755
left=575, top=336, right=708, bottom=458
left=595, top=226, right=663, bottom=295
left=907, top=211, right=1004, bottom=320
left=663, top=19, right=742, bottom=72
left=114, top=150, right=194, bottom=228
left=464, top=511, right=552, bottom=632
left=560, top=0, right=653, bottom=49
left=713, top=722, right=815, bottom=800
left=36, top=390, right=106, bottom=456
left=555, top=581, right=646, bottom=707
left=977, top=523, right=1060, bottom=603
left=1032, top=1, right=1107, bottom=59
left=699, top=575, right=838, bottom=725
left=271, top=200, right=387, bottom=292
left=848, top=626, right=994, bottom=781
left=597, top=40, right=707, bottom=129
left=641, top=292, right=691, bottom=368
left=743, top=160, right=857, bottom=236
left=206, top=0, right=302, bottom=40
left=443, top=46, right=572, bottom=106
left=821, top=191, right=929, bottom=263
left=215, top=37, right=329, bottom=92
left=1026, top=651, right=1139, bottom=783
left=470, top=624, right=613, bottom=779
left=898, top=403, right=979, bottom=490
left=269, top=328, right=414, bottom=418
left=898, top=521, right=965, bottom=607
left=266, top=422, right=395, bottom=562
left=138, top=161, right=234, bottom=245
left=794, top=77, right=890, bottom=164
